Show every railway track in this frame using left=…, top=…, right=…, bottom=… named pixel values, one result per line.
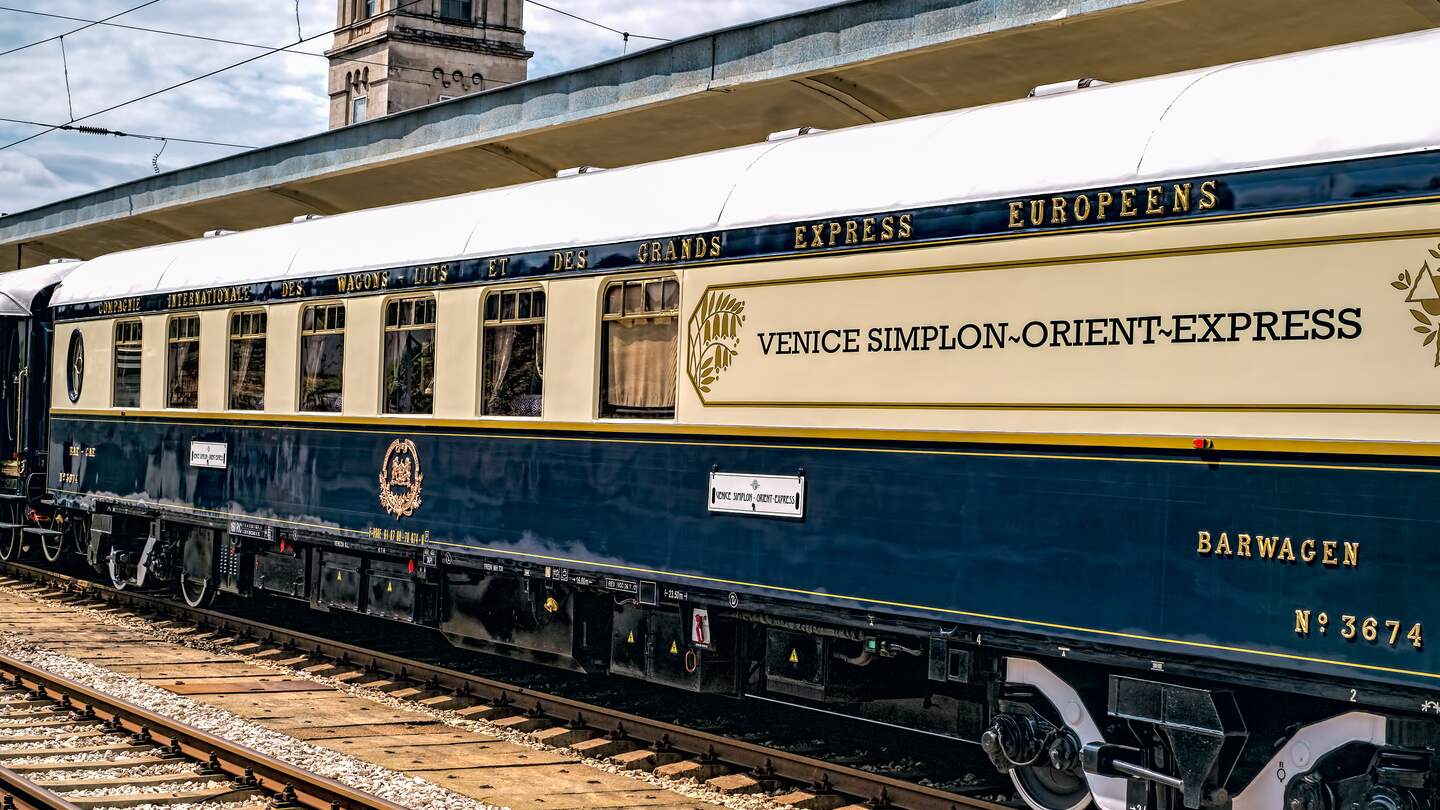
left=0, top=560, right=1008, bottom=810
left=0, top=642, right=408, bottom=810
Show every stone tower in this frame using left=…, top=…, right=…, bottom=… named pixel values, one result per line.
left=326, top=0, right=531, bottom=129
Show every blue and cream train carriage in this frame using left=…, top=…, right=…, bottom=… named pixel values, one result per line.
left=9, top=28, right=1440, bottom=810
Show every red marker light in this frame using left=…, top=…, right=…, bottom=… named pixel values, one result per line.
left=1192, top=438, right=1213, bottom=450
left=407, top=559, right=416, bottom=574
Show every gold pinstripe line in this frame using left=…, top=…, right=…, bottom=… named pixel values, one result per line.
left=47, top=411, right=1440, bottom=473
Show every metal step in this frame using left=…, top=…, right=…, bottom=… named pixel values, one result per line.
left=0, top=493, right=27, bottom=501
left=0, top=522, right=21, bottom=531
left=20, top=527, right=60, bottom=538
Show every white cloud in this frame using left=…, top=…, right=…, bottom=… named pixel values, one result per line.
left=0, top=0, right=831, bottom=214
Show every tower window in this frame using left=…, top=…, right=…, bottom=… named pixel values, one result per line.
left=364, top=0, right=378, bottom=16
left=350, top=96, right=368, bottom=124
left=440, top=0, right=472, bottom=20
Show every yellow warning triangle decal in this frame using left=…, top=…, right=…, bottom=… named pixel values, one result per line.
left=788, top=648, right=799, bottom=664
left=386, top=582, right=393, bottom=593
left=626, top=631, right=635, bottom=644
left=669, top=641, right=679, bottom=654
left=336, top=572, right=343, bottom=581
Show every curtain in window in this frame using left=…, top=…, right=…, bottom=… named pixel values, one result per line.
left=300, top=334, right=344, bottom=412
left=604, top=318, right=676, bottom=413
left=483, top=324, right=542, bottom=416
left=229, top=339, right=265, bottom=410
left=384, top=329, right=434, bottom=414
left=166, top=342, right=199, bottom=408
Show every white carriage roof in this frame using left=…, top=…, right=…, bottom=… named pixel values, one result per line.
left=52, top=28, right=1440, bottom=308
left=0, top=261, right=80, bottom=317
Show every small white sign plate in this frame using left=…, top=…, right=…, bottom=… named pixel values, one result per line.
left=708, top=472, right=804, bottom=518
left=189, top=441, right=228, bottom=469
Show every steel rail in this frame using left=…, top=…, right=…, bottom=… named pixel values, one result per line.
left=0, top=763, right=83, bottom=810
left=0, top=646, right=408, bottom=810
left=0, top=561, right=1007, bottom=810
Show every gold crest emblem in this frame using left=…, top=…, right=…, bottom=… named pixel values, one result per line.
left=686, top=289, right=746, bottom=399
left=379, top=438, right=424, bottom=518
left=1391, top=242, right=1440, bottom=367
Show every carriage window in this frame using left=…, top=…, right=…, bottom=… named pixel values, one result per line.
left=482, top=288, right=544, bottom=417
left=166, top=315, right=200, bottom=409
left=600, top=277, right=678, bottom=419
left=228, top=310, right=267, bottom=411
left=112, top=320, right=142, bottom=408
left=383, top=297, right=436, bottom=415
left=300, top=304, right=345, bottom=413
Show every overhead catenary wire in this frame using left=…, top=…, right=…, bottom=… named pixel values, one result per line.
left=0, top=0, right=438, bottom=153
left=525, top=0, right=669, bottom=43
left=0, top=0, right=161, bottom=59
left=0, top=117, right=256, bottom=150
left=0, top=6, right=515, bottom=90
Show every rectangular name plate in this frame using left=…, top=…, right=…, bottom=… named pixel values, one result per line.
left=190, top=441, right=228, bottom=469
left=708, top=472, right=805, bottom=519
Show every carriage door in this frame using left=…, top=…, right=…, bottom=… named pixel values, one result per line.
left=0, top=317, right=24, bottom=477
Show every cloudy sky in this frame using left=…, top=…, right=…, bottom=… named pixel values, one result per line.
left=0, top=0, right=831, bottom=215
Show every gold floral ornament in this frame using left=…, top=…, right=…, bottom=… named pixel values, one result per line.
left=379, top=438, right=424, bottom=518
left=687, top=290, right=746, bottom=396
left=1393, top=243, right=1440, bottom=367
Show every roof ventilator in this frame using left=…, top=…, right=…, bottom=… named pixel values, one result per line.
left=292, top=214, right=325, bottom=223
left=556, top=166, right=605, bottom=177
left=1028, top=78, right=1107, bottom=98
left=766, top=126, right=826, bottom=142
left=202, top=229, right=238, bottom=238
left=47, top=258, right=81, bottom=265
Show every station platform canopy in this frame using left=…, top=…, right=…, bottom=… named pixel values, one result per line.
left=4, top=0, right=1439, bottom=269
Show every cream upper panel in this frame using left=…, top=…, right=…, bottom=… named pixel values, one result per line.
left=675, top=198, right=1440, bottom=444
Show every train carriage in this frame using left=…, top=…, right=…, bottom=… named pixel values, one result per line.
left=26, top=28, right=1440, bottom=810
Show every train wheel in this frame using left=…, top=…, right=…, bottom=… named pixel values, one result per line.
left=0, top=525, right=17, bottom=561
left=39, top=527, right=64, bottom=563
left=178, top=571, right=216, bottom=609
left=1012, top=763, right=1093, bottom=810
left=107, top=547, right=136, bottom=590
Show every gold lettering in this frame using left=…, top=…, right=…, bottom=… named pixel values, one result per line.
left=827, top=222, right=841, bottom=246
left=1096, top=191, right=1113, bottom=220
left=862, top=217, right=876, bottom=243
left=1322, top=540, right=1337, bottom=566
left=1257, top=534, right=1278, bottom=559
left=1214, top=532, right=1231, bottom=556
left=1029, top=199, right=1046, bottom=226
left=710, top=235, right=722, bottom=256
left=576, top=249, right=588, bottom=270
left=1300, top=538, right=1316, bottom=563
left=1008, top=201, right=1025, bottom=229
left=809, top=224, right=825, bottom=247
left=1050, top=196, right=1068, bottom=225
left=663, top=241, right=677, bottom=262
left=897, top=214, right=913, bottom=239
left=1145, top=185, right=1164, bottom=215
left=1199, top=179, right=1218, bottom=210
left=1073, top=194, right=1091, bottom=222
left=1295, top=609, right=1311, bottom=635
left=1278, top=537, right=1296, bottom=562
left=1343, top=541, right=1359, bottom=568
left=880, top=216, right=894, bottom=240
left=845, top=220, right=858, bottom=245
left=1237, top=533, right=1252, bottom=558
left=1120, top=188, right=1138, bottom=217
left=638, top=242, right=650, bottom=262
left=1172, top=183, right=1192, bottom=213
left=1196, top=530, right=1212, bottom=555
left=794, top=227, right=806, bottom=250
left=680, top=239, right=692, bottom=260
